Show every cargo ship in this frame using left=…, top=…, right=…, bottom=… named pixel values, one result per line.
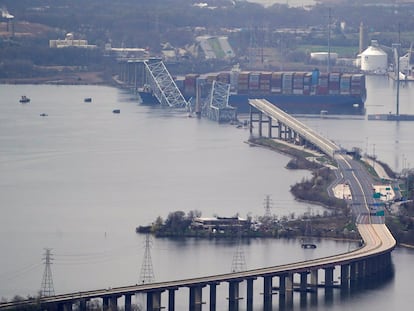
left=138, top=69, right=367, bottom=115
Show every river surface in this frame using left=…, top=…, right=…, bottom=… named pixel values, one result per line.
left=0, top=75, right=414, bottom=310
left=247, top=0, right=317, bottom=8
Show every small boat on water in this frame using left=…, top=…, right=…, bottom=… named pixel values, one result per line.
left=84, top=97, right=92, bottom=103
left=19, top=95, right=30, bottom=103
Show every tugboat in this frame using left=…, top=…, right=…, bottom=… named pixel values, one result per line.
left=19, top=95, right=30, bottom=103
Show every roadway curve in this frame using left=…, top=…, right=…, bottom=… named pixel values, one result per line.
left=0, top=100, right=397, bottom=309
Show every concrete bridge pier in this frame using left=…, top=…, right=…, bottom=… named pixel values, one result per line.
left=267, top=116, right=272, bottom=138
left=285, top=273, right=294, bottom=307
left=349, top=261, right=358, bottom=286
left=246, top=278, right=255, bottom=311
left=189, top=284, right=205, bottom=311
left=228, top=280, right=241, bottom=311
left=278, top=273, right=294, bottom=307
left=57, top=302, right=72, bottom=311
left=258, top=112, right=263, bottom=137
left=366, top=258, right=377, bottom=278
left=299, top=271, right=309, bottom=292
left=103, top=296, right=119, bottom=311
left=263, top=275, right=273, bottom=310
left=357, top=260, right=366, bottom=280
left=209, top=283, right=218, bottom=311
left=124, top=294, right=132, bottom=311
left=146, top=290, right=163, bottom=311
left=324, top=266, right=335, bottom=287
left=340, top=264, right=350, bottom=288
left=310, top=269, right=318, bottom=288
left=168, top=288, right=177, bottom=311
left=78, top=299, right=87, bottom=311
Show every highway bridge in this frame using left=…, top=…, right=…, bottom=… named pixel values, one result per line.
left=0, top=99, right=396, bottom=311
left=248, top=98, right=341, bottom=158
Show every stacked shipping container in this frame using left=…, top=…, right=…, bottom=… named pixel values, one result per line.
left=181, top=71, right=366, bottom=98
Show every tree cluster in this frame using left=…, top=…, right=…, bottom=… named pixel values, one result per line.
left=2, top=1, right=414, bottom=78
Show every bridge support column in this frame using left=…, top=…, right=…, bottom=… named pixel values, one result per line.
left=340, top=264, right=350, bottom=288
left=258, top=112, right=263, bottom=137
left=228, top=280, right=241, bottom=311
left=246, top=278, right=255, bottom=311
left=263, top=276, right=273, bottom=310
left=58, top=302, right=72, bottom=311
left=103, top=297, right=109, bottom=311
left=366, top=258, right=375, bottom=277
left=279, top=274, right=286, bottom=295
left=299, top=271, right=308, bottom=292
left=78, top=299, right=87, bottom=311
left=189, top=285, right=204, bottom=311
left=124, top=294, right=132, bottom=311
left=267, top=116, right=272, bottom=138
left=285, top=273, right=294, bottom=307
left=147, top=291, right=163, bottom=311
left=249, top=107, right=254, bottom=135
left=358, top=260, right=366, bottom=279
left=350, top=261, right=357, bottom=282
left=209, top=283, right=218, bottom=311
left=324, top=267, right=335, bottom=287
left=168, top=288, right=177, bottom=311
left=310, top=269, right=318, bottom=287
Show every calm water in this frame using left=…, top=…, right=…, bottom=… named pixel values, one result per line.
left=247, top=0, right=317, bottom=8
left=0, top=75, right=413, bottom=311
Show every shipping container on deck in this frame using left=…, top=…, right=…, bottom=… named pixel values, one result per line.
left=237, top=71, right=250, bottom=94
left=259, top=72, right=272, bottom=93
left=317, top=73, right=329, bottom=95
left=350, top=74, right=365, bottom=95
left=217, top=72, right=231, bottom=84
left=303, top=73, right=312, bottom=95
left=328, top=73, right=341, bottom=95
left=271, top=72, right=283, bottom=93
left=293, top=72, right=305, bottom=95
left=248, top=72, right=260, bottom=93
left=206, top=74, right=218, bottom=84
left=282, top=72, right=293, bottom=94
left=340, top=74, right=352, bottom=95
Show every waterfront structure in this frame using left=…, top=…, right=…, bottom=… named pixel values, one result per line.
left=49, top=33, right=96, bottom=49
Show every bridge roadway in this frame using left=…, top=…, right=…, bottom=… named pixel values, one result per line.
left=0, top=223, right=395, bottom=310
left=249, top=99, right=340, bottom=158
left=0, top=99, right=396, bottom=310
left=249, top=99, right=385, bottom=225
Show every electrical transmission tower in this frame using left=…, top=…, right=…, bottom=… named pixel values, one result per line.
left=263, top=195, right=273, bottom=218
left=231, top=221, right=247, bottom=273
left=40, top=248, right=55, bottom=297
left=139, top=234, right=155, bottom=284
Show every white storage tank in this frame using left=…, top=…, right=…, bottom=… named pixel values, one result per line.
left=360, top=41, right=388, bottom=74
